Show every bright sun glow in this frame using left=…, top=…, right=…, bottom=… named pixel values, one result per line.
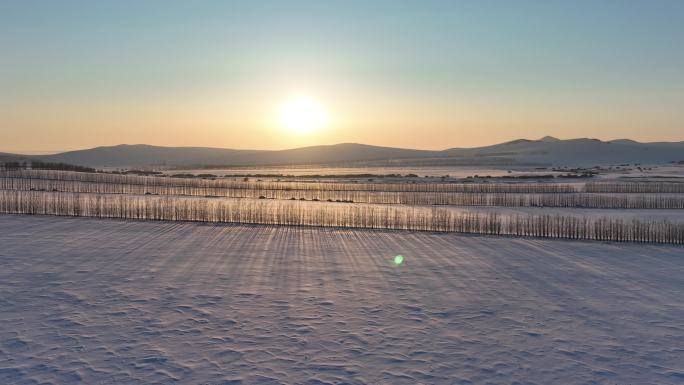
left=278, top=95, right=328, bottom=134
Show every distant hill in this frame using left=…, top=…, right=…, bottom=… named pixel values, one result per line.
left=0, top=152, right=24, bottom=163
left=38, top=143, right=446, bottom=168
left=444, top=137, right=684, bottom=166
left=539, top=136, right=561, bottom=142
left=2, top=137, right=683, bottom=168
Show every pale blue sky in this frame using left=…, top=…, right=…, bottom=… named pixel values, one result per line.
left=1, top=0, right=683, bottom=152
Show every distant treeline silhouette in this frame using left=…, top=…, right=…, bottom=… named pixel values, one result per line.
left=3, top=177, right=684, bottom=209
left=1, top=162, right=95, bottom=173
left=0, top=190, right=682, bottom=244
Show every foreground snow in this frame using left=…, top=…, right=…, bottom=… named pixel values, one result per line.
left=0, top=215, right=682, bottom=385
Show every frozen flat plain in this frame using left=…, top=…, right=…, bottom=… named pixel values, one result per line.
left=0, top=215, right=682, bottom=385
left=437, top=206, right=684, bottom=223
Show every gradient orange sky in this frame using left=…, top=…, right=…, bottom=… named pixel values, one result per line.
left=2, top=1, right=683, bottom=154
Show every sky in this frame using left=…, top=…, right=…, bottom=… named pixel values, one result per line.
left=1, top=0, right=683, bottom=154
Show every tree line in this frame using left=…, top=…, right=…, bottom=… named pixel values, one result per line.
left=1, top=190, right=682, bottom=244
left=0, top=169, right=604, bottom=194
left=584, top=182, right=684, bottom=193
left=1, top=161, right=95, bottom=173
left=4, top=170, right=684, bottom=194
left=3, top=177, right=684, bottom=209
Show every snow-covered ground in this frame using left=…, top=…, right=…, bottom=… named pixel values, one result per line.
left=0, top=215, right=682, bottom=385
left=437, top=206, right=684, bottom=223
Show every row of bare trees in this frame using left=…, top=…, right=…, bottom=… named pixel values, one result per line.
left=6, top=169, right=684, bottom=193
left=1, top=190, right=682, bottom=244
left=3, top=177, right=684, bottom=209
left=0, top=170, right=578, bottom=193
left=585, top=182, right=684, bottom=193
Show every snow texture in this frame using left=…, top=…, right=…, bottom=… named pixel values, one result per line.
left=0, top=214, right=682, bottom=384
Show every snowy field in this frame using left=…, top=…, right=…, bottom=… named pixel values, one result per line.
left=437, top=206, right=684, bottom=223
left=166, top=163, right=684, bottom=179
left=1, top=215, right=683, bottom=385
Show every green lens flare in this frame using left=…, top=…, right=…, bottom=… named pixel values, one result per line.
left=393, top=255, right=404, bottom=265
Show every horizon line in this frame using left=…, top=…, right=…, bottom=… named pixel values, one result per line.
left=4, top=135, right=684, bottom=156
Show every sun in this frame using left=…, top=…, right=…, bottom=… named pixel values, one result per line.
left=278, top=95, right=328, bottom=134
